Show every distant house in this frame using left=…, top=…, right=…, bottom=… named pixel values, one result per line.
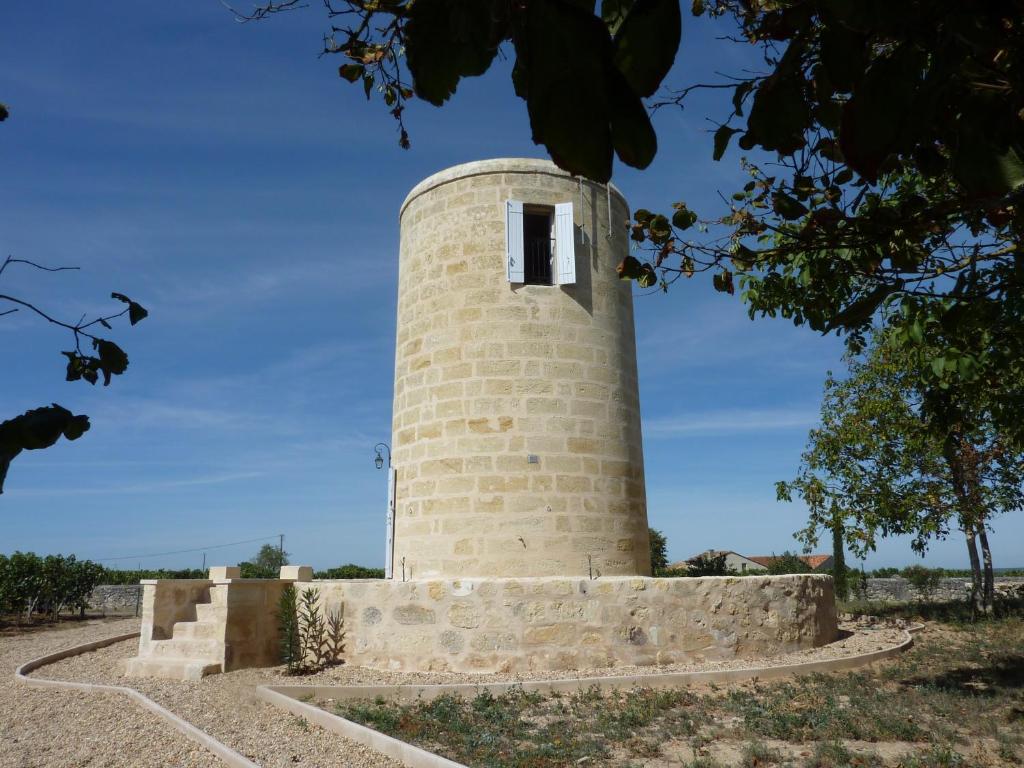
left=670, top=550, right=768, bottom=574
left=747, top=554, right=835, bottom=572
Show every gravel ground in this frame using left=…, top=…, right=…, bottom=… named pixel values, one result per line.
left=20, top=617, right=911, bottom=768
left=2, top=617, right=221, bottom=768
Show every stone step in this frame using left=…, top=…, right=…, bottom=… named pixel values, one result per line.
left=147, top=638, right=223, bottom=660
left=124, top=656, right=222, bottom=681
left=194, top=602, right=223, bottom=622
left=171, top=620, right=222, bottom=640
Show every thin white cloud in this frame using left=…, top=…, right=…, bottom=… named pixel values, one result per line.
left=644, top=407, right=818, bottom=437
left=5, top=470, right=262, bottom=497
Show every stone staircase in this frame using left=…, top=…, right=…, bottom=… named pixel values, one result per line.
left=125, top=589, right=226, bottom=681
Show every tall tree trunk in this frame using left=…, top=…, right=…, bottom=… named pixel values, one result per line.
left=964, top=527, right=984, bottom=619
left=977, top=524, right=995, bottom=614
left=831, top=505, right=848, bottom=601
left=943, top=427, right=985, bottom=618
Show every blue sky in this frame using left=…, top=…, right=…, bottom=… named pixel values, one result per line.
left=2, top=3, right=1020, bottom=571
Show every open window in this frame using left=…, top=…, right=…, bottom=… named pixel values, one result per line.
left=506, top=200, right=575, bottom=285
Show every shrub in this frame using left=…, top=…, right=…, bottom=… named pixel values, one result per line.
left=314, top=564, right=385, bottom=579
left=277, top=585, right=345, bottom=674
left=902, top=565, right=943, bottom=602
left=685, top=553, right=731, bottom=577
left=766, top=552, right=813, bottom=575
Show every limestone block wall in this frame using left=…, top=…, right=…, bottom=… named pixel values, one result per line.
left=88, top=584, right=143, bottom=614
left=306, top=575, right=838, bottom=674
left=862, top=576, right=1024, bottom=603
left=393, top=158, right=649, bottom=579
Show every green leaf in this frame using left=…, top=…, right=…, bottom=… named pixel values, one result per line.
left=612, top=0, right=682, bottom=98
left=772, top=192, right=809, bottom=221
left=648, top=214, right=671, bottom=243
left=713, top=125, right=739, bottom=161
left=839, top=43, right=924, bottom=183
left=819, top=22, right=866, bottom=93
left=826, top=285, right=894, bottom=331
left=951, top=141, right=1024, bottom=196
left=731, top=81, right=754, bottom=117
left=712, top=269, right=734, bottom=294
left=930, top=356, right=946, bottom=377
left=338, top=64, right=364, bottom=83
left=600, top=0, right=634, bottom=36
left=111, top=292, right=149, bottom=325
left=515, top=1, right=615, bottom=181
left=93, top=339, right=129, bottom=386
left=616, top=255, right=643, bottom=280
left=609, top=68, right=657, bottom=169
left=745, top=42, right=809, bottom=155
left=637, top=264, right=657, bottom=288
left=672, top=205, right=697, bottom=230
left=405, top=0, right=505, bottom=106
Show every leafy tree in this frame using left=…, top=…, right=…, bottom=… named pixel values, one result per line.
left=239, top=543, right=290, bottom=578
left=648, top=527, right=669, bottom=572
left=254, top=543, right=290, bottom=571
left=685, top=551, right=730, bottom=576
left=314, top=564, right=385, bottom=579
left=0, top=255, right=148, bottom=494
left=232, top=2, right=1024, bottom=448
left=779, top=329, right=1024, bottom=614
left=764, top=552, right=812, bottom=575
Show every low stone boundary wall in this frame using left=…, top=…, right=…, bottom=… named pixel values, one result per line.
left=304, top=574, right=838, bottom=674
left=88, top=584, right=143, bottom=615
left=862, top=577, right=1024, bottom=603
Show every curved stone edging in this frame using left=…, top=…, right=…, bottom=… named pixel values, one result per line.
left=255, top=623, right=923, bottom=768
left=14, top=631, right=259, bottom=768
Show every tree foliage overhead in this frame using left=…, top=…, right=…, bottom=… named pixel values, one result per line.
left=232, top=0, right=1024, bottom=444
left=623, top=1, right=1024, bottom=444
left=230, top=0, right=681, bottom=182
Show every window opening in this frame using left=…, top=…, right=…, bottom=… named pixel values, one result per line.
left=523, top=209, right=553, bottom=285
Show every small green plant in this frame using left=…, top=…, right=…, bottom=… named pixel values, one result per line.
left=276, top=584, right=302, bottom=673
left=278, top=585, right=345, bottom=674
left=741, top=741, right=785, bottom=766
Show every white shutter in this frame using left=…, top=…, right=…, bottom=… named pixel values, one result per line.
left=554, top=201, right=576, bottom=285
left=506, top=200, right=525, bottom=283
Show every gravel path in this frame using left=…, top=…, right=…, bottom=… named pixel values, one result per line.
left=17, top=617, right=911, bottom=768
left=2, top=618, right=221, bottom=768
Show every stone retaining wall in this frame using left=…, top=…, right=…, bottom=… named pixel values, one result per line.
left=861, top=577, right=1024, bottom=603
left=304, top=574, right=838, bottom=674
left=88, top=584, right=143, bottom=614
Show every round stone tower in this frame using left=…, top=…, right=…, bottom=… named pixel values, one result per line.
left=391, top=158, right=649, bottom=579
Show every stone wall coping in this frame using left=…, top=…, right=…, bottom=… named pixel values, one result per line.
left=302, top=573, right=834, bottom=586
left=15, top=631, right=259, bottom=768
left=139, top=579, right=212, bottom=585
left=399, top=157, right=627, bottom=219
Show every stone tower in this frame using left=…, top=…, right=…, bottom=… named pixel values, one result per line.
left=391, top=158, right=649, bottom=579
